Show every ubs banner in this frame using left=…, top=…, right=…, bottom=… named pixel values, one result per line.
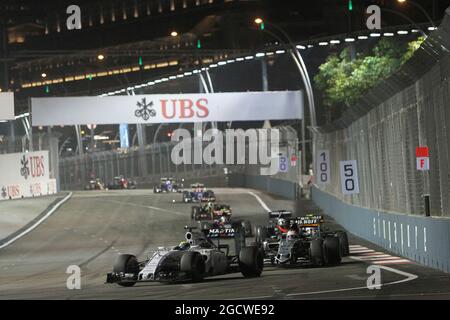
left=31, top=91, right=303, bottom=126
left=0, top=151, right=57, bottom=201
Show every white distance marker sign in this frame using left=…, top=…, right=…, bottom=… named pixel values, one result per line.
left=0, top=92, right=14, bottom=120
left=340, top=160, right=360, bottom=195
left=279, top=155, right=288, bottom=173
left=316, top=150, right=330, bottom=184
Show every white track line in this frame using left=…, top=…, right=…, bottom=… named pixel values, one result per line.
left=350, top=249, right=375, bottom=253
left=247, top=191, right=272, bottom=212
left=285, top=265, right=417, bottom=297
left=372, top=259, right=411, bottom=264
left=100, top=199, right=185, bottom=216
left=0, top=192, right=73, bottom=250
left=230, top=265, right=418, bottom=299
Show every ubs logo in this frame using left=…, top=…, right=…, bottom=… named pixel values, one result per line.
left=135, top=98, right=156, bottom=121
left=20, top=155, right=30, bottom=180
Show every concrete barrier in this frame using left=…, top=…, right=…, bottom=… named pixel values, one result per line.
left=312, top=186, right=450, bottom=273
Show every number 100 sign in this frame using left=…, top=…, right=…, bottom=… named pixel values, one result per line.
left=316, top=150, right=330, bottom=184
left=339, top=160, right=360, bottom=195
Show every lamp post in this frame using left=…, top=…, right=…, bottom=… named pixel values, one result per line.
left=382, top=8, right=428, bottom=37
left=254, top=18, right=316, bottom=176
left=255, top=18, right=316, bottom=128
left=396, top=0, right=436, bottom=27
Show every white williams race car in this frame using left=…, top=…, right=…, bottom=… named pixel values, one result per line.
left=106, top=224, right=263, bottom=286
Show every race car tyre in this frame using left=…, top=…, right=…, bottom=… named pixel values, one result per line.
left=180, top=251, right=205, bottom=282
left=191, top=206, right=200, bottom=220
left=182, top=191, right=191, bottom=203
left=113, top=254, right=139, bottom=287
left=206, top=190, right=215, bottom=200
left=239, top=246, right=264, bottom=278
left=323, top=236, right=341, bottom=265
left=153, top=186, right=157, bottom=193
left=310, top=238, right=324, bottom=266
left=241, top=220, right=253, bottom=237
left=255, top=226, right=267, bottom=244
left=336, top=231, right=350, bottom=257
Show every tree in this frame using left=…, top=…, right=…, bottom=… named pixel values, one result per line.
left=314, top=37, right=425, bottom=118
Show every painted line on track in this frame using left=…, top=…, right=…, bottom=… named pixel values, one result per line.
left=229, top=265, right=418, bottom=300
left=99, top=199, right=185, bottom=216
left=0, top=192, right=73, bottom=250
left=247, top=191, right=271, bottom=212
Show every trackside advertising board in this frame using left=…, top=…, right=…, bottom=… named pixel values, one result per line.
left=31, top=91, right=303, bottom=126
left=0, top=151, right=57, bottom=200
left=0, top=92, right=14, bottom=120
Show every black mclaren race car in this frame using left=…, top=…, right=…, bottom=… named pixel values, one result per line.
left=181, top=183, right=215, bottom=203
left=191, top=203, right=253, bottom=237
left=153, top=177, right=184, bottom=193
left=255, top=211, right=349, bottom=266
left=106, top=224, right=263, bottom=286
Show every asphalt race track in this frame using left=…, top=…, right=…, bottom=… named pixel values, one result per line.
left=1, top=188, right=450, bottom=300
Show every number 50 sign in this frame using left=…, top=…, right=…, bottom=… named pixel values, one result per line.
left=340, top=160, right=360, bottom=195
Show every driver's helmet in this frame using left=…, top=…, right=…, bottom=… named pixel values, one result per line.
left=177, top=241, right=190, bottom=250
left=278, top=218, right=289, bottom=229
left=219, top=215, right=228, bottom=224
left=286, top=229, right=299, bottom=241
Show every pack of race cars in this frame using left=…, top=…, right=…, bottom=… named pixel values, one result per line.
left=105, top=179, right=350, bottom=286
left=84, top=175, right=137, bottom=190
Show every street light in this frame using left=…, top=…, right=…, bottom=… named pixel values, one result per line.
left=97, top=54, right=105, bottom=61
left=396, top=0, right=436, bottom=27
left=254, top=18, right=263, bottom=24
left=170, top=31, right=178, bottom=37
left=254, top=19, right=316, bottom=128
left=254, top=18, right=317, bottom=175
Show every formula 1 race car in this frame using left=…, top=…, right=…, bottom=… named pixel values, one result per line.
left=181, top=183, right=215, bottom=203
left=191, top=203, right=232, bottom=222
left=107, top=175, right=137, bottom=190
left=84, top=178, right=106, bottom=190
left=153, top=177, right=184, bottom=193
left=255, top=212, right=349, bottom=266
left=105, top=224, right=263, bottom=286
left=191, top=203, right=253, bottom=237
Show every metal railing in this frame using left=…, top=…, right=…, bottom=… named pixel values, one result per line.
left=58, top=126, right=300, bottom=191
left=313, top=8, right=450, bottom=217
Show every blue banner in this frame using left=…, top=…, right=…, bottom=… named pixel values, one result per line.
left=119, top=124, right=129, bottom=149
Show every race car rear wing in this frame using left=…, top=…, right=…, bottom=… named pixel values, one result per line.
left=206, top=225, right=236, bottom=239
left=190, top=183, right=205, bottom=188
left=268, top=210, right=293, bottom=219
left=293, top=215, right=324, bottom=227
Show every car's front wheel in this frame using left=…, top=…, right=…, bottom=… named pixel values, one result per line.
left=323, top=236, right=341, bottom=265
left=180, top=251, right=205, bottom=282
left=113, top=254, right=139, bottom=287
left=239, top=246, right=263, bottom=278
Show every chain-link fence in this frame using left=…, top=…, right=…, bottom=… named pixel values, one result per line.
left=314, top=9, right=450, bottom=217
left=59, top=126, right=301, bottom=193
